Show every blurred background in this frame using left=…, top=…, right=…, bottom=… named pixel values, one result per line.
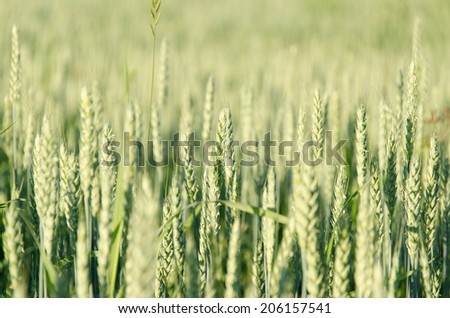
left=0, top=0, right=449, bottom=144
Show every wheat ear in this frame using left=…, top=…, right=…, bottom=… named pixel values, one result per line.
left=171, top=171, right=186, bottom=297
left=33, top=115, right=59, bottom=260
left=296, top=163, right=325, bottom=297
left=3, top=194, right=25, bottom=297
left=403, top=62, right=419, bottom=178
left=355, top=104, right=368, bottom=189
left=125, top=176, right=158, bottom=297
left=355, top=188, right=375, bottom=297
left=59, top=145, right=81, bottom=258
left=253, top=218, right=265, bottom=297
left=122, top=100, right=143, bottom=269
left=97, top=125, right=117, bottom=296
left=424, top=133, right=440, bottom=261
left=370, top=158, right=384, bottom=259
left=224, top=212, right=241, bottom=298
left=332, top=215, right=350, bottom=298
left=262, top=167, right=276, bottom=293
left=76, top=211, right=90, bottom=298
left=405, top=157, right=421, bottom=296
left=155, top=198, right=174, bottom=298
left=202, top=76, right=215, bottom=142
left=7, top=26, right=21, bottom=171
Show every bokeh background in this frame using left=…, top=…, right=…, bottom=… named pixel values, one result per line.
left=0, top=0, right=449, bottom=144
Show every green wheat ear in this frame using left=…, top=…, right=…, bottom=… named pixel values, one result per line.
left=355, top=104, right=368, bottom=189
left=295, top=153, right=326, bottom=297
left=97, top=124, right=118, bottom=297
left=157, top=38, right=169, bottom=109
left=76, top=209, right=90, bottom=298
left=369, top=158, right=384, bottom=259
left=217, top=106, right=236, bottom=239
left=328, top=166, right=348, bottom=297
left=125, top=176, right=158, bottom=297
left=330, top=165, right=348, bottom=235
left=9, top=25, right=21, bottom=104
left=79, top=87, right=97, bottom=206
left=312, top=89, right=324, bottom=161
left=148, top=0, right=162, bottom=147
left=155, top=193, right=175, bottom=298
left=403, top=62, right=419, bottom=178
left=262, top=167, right=276, bottom=293
left=33, top=115, right=59, bottom=260
left=3, top=25, right=22, bottom=171
left=224, top=195, right=241, bottom=298
left=355, top=187, right=376, bottom=298
left=202, top=76, right=215, bottom=142
left=405, top=157, right=421, bottom=266
left=149, top=0, right=161, bottom=37
left=170, top=171, right=186, bottom=297
left=424, top=133, right=440, bottom=257
left=384, top=133, right=397, bottom=220
left=59, top=144, right=81, bottom=257
left=333, top=215, right=350, bottom=298
left=3, top=193, right=25, bottom=297
left=379, top=100, right=392, bottom=172
left=122, top=100, right=143, bottom=272
left=252, top=219, right=265, bottom=298
left=180, top=130, right=198, bottom=204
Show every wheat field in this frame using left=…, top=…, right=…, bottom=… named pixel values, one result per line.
left=1, top=0, right=450, bottom=298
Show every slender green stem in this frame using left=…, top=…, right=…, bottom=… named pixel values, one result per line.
left=84, top=194, right=93, bottom=297
left=39, top=223, right=46, bottom=298
left=149, top=34, right=157, bottom=129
